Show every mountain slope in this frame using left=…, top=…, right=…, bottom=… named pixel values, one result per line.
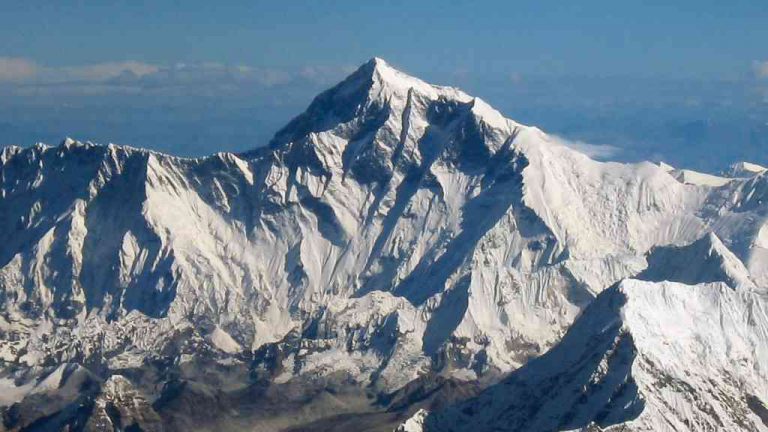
left=411, top=279, right=768, bottom=431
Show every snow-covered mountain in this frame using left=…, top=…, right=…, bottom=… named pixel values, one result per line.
left=1, top=58, right=767, bottom=431
left=403, top=279, right=768, bottom=431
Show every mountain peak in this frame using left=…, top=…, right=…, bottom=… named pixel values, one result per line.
left=637, top=232, right=756, bottom=290
left=364, top=56, right=391, bottom=71
left=352, top=56, right=472, bottom=102
left=267, top=56, right=512, bottom=150
left=360, top=56, right=419, bottom=83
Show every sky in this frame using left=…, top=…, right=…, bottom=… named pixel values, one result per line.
left=1, top=1, right=767, bottom=171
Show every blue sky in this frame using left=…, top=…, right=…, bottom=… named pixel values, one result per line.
left=2, top=1, right=767, bottom=78
left=1, top=1, right=767, bottom=171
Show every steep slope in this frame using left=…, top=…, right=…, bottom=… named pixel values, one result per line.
left=412, top=279, right=768, bottom=431
left=703, top=172, right=768, bottom=287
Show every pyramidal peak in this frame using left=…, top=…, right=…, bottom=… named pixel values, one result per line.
left=268, top=57, right=519, bottom=151
left=363, top=57, right=510, bottom=125
left=362, top=57, right=471, bottom=101
left=637, top=232, right=757, bottom=291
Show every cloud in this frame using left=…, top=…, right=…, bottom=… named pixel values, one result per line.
left=451, top=67, right=471, bottom=81
left=0, top=57, right=353, bottom=96
left=754, top=61, right=768, bottom=79
left=550, top=135, right=622, bottom=160
left=0, top=57, right=38, bottom=82
left=0, top=57, right=160, bottom=86
left=52, top=61, right=160, bottom=82
left=299, top=64, right=357, bottom=85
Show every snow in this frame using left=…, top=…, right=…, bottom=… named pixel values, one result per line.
left=409, top=279, right=768, bottom=431
left=397, top=409, right=429, bottom=432
left=672, top=168, right=733, bottom=187
left=368, top=57, right=476, bottom=105
left=725, top=161, right=768, bottom=178
left=638, top=232, right=757, bottom=291
left=619, top=280, right=768, bottom=431
left=209, top=326, right=242, bottom=354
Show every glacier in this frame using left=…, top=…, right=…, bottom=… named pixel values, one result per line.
left=0, top=57, right=766, bottom=431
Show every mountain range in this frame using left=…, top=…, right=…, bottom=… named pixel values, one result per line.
left=0, top=58, right=767, bottom=431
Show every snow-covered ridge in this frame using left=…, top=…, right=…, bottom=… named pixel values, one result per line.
left=637, top=232, right=758, bottom=291
left=672, top=168, right=733, bottom=187
left=367, top=57, right=473, bottom=101
left=410, top=279, right=768, bottom=431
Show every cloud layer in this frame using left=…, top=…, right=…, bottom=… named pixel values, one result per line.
left=0, top=57, right=353, bottom=96
left=0, top=57, right=38, bottom=82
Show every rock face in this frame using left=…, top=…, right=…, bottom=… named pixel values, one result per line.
left=2, top=366, right=162, bottom=432
left=0, top=58, right=767, bottom=430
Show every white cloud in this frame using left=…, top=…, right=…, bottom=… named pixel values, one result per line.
left=299, top=65, right=356, bottom=85
left=0, top=57, right=38, bottom=82
left=0, top=57, right=353, bottom=94
left=0, top=57, right=158, bottom=84
left=754, top=61, right=768, bottom=79
left=53, top=61, right=159, bottom=82
left=550, top=135, right=622, bottom=160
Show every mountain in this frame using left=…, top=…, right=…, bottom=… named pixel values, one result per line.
left=0, top=58, right=767, bottom=431
left=403, top=279, right=768, bottom=431
left=637, top=232, right=758, bottom=290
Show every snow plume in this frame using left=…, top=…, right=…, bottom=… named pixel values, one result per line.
left=549, top=134, right=622, bottom=160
